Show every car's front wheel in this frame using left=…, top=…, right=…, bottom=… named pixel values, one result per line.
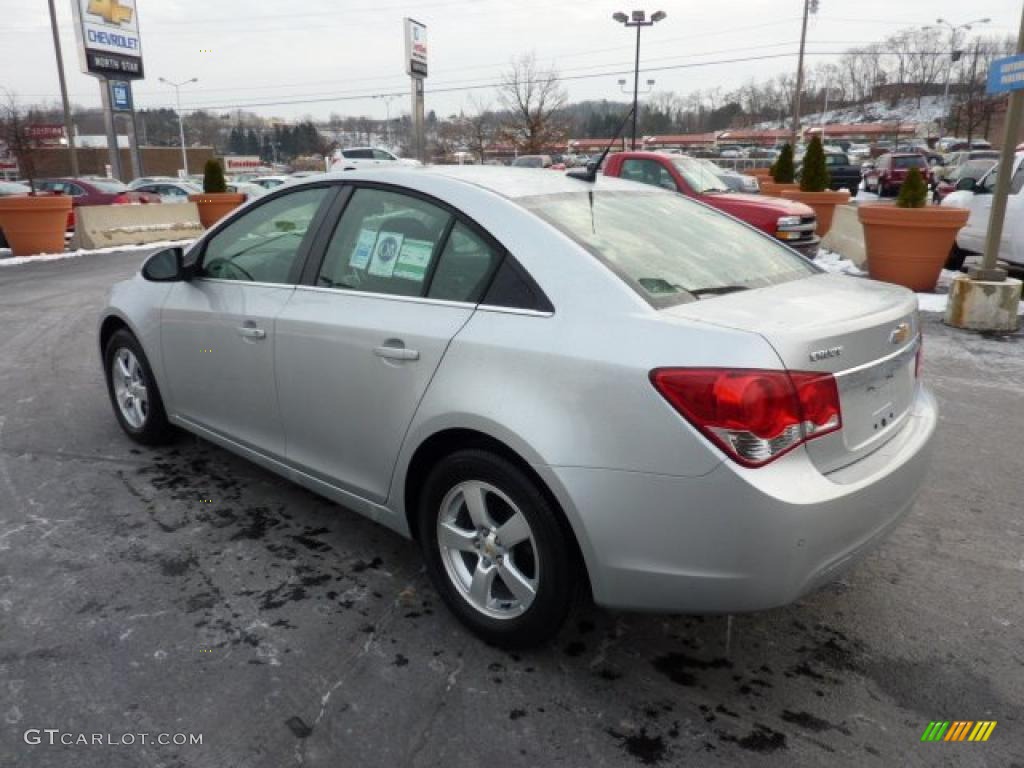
left=418, top=449, right=575, bottom=648
left=104, top=329, right=174, bottom=445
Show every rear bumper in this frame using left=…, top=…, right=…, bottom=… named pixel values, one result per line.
left=538, top=385, right=937, bottom=614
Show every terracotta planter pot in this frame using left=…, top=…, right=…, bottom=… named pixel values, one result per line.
left=780, top=189, right=851, bottom=236
left=745, top=167, right=774, bottom=180
left=0, top=195, right=73, bottom=257
left=759, top=181, right=799, bottom=198
left=858, top=204, right=970, bottom=292
left=188, top=193, right=247, bottom=229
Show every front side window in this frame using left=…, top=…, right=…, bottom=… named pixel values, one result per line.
left=199, top=187, right=330, bottom=283
left=317, top=188, right=453, bottom=298
left=344, top=149, right=373, bottom=160
left=520, top=191, right=817, bottom=308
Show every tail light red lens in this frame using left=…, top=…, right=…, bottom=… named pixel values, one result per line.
left=650, top=368, right=842, bottom=467
left=112, top=194, right=131, bottom=204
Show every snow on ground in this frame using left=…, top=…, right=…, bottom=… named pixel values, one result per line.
left=0, top=239, right=195, bottom=268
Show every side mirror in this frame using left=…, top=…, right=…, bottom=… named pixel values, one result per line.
left=141, top=247, right=189, bottom=282
left=954, top=177, right=978, bottom=193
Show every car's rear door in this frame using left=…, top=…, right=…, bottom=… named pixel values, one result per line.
left=275, top=184, right=504, bottom=502
left=159, top=184, right=337, bottom=458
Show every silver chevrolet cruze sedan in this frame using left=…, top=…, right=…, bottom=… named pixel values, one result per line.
left=100, top=167, right=936, bottom=647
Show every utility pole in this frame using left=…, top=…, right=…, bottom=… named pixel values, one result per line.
left=47, top=0, right=79, bottom=176
left=790, top=0, right=815, bottom=148
left=612, top=10, right=667, bottom=150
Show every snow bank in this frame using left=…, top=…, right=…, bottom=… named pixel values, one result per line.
left=0, top=239, right=195, bottom=268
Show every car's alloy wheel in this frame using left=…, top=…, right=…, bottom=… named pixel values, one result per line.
left=419, top=450, right=575, bottom=647
left=436, top=480, right=539, bottom=620
left=104, top=329, right=175, bottom=446
left=111, top=348, right=149, bottom=429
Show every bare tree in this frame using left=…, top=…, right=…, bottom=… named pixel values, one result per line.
left=0, top=91, right=38, bottom=191
left=464, top=95, right=496, bottom=162
left=498, top=53, right=568, bottom=153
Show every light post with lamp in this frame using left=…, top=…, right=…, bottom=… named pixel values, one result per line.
left=612, top=10, right=666, bottom=149
left=158, top=77, right=198, bottom=176
left=934, top=17, right=991, bottom=134
left=373, top=94, right=400, bottom=151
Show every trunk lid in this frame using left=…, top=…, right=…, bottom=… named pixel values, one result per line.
left=663, top=273, right=920, bottom=473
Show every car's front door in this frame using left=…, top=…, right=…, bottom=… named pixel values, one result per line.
left=275, top=185, right=503, bottom=502
left=160, top=185, right=335, bottom=457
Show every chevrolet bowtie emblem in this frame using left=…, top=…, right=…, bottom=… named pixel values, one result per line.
left=88, top=0, right=134, bottom=25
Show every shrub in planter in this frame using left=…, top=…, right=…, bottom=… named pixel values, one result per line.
left=858, top=166, right=969, bottom=292
left=761, top=143, right=799, bottom=197
left=188, top=159, right=245, bottom=228
left=780, top=137, right=850, bottom=236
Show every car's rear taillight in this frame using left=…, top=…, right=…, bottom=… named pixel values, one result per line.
left=113, top=194, right=132, bottom=204
left=650, top=368, right=842, bottom=467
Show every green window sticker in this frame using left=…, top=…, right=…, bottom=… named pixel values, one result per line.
left=393, top=239, right=434, bottom=281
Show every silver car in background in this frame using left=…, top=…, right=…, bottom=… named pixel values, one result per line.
left=99, top=167, right=936, bottom=647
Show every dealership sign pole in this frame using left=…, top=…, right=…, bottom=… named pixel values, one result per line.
left=71, top=0, right=145, bottom=179
left=945, top=4, right=1024, bottom=332
left=405, top=18, right=428, bottom=164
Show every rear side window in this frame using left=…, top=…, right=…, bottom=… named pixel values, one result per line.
left=893, top=156, right=925, bottom=169
left=343, top=149, right=373, bottom=160
left=317, top=188, right=452, bottom=298
left=427, top=222, right=501, bottom=303
left=520, top=190, right=816, bottom=308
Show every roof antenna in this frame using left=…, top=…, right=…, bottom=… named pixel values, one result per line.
left=567, top=104, right=636, bottom=183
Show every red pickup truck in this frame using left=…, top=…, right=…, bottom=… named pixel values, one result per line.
left=603, top=152, right=820, bottom=257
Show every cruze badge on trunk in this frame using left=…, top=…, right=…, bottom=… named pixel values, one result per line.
left=809, top=346, right=843, bottom=362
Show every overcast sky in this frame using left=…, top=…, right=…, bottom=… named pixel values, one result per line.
left=3, top=0, right=1020, bottom=122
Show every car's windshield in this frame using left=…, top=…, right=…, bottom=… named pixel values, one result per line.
left=520, top=190, right=817, bottom=308
left=824, top=154, right=850, bottom=166
left=671, top=156, right=730, bottom=193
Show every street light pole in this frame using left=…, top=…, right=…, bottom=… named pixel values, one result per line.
left=612, top=10, right=666, bottom=150
left=158, top=77, right=198, bottom=176
left=47, top=0, right=79, bottom=177
left=935, top=17, right=991, bottom=135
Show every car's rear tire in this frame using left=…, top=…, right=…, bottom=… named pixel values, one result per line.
left=103, top=329, right=175, bottom=445
left=417, top=449, right=575, bottom=648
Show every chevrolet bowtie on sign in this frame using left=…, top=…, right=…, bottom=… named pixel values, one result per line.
left=73, top=0, right=144, bottom=80
left=87, top=0, right=133, bottom=25
left=921, top=721, right=997, bottom=742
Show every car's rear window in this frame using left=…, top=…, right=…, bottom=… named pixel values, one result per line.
left=893, top=156, right=926, bottom=169
left=90, top=180, right=129, bottom=193
left=519, top=190, right=817, bottom=308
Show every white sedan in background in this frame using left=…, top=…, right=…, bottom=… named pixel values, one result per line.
left=941, top=151, right=1024, bottom=269
left=130, top=180, right=202, bottom=204
left=330, top=147, right=421, bottom=172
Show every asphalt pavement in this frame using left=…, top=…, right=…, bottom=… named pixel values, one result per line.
left=0, top=249, right=1022, bottom=767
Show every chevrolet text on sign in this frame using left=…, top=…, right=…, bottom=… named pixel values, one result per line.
left=72, top=0, right=144, bottom=80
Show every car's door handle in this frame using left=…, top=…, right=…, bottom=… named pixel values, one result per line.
left=237, top=325, right=266, bottom=340
left=374, top=345, right=419, bottom=361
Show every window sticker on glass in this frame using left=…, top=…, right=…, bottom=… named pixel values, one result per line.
left=350, top=228, right=379, bottom=269
left=368, top=231, right=404, bottom=277
left=393, top=239, right=433, bottom=281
